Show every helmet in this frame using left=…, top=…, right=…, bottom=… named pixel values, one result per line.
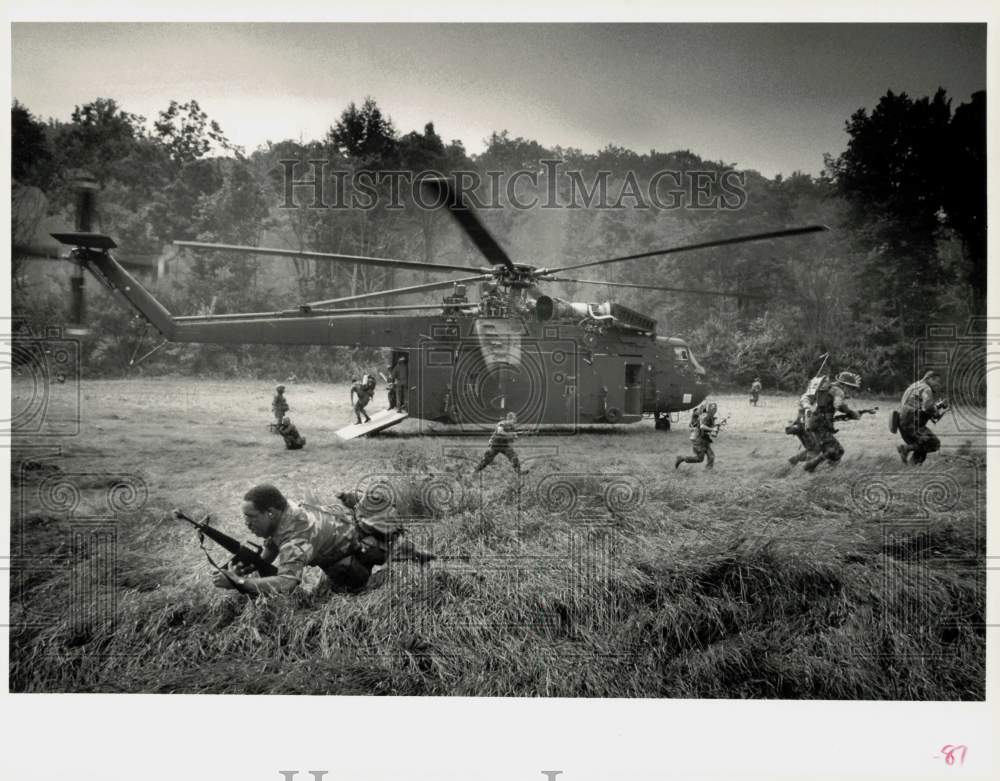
left=276, top=385, right=286, bottom=392
left=835, top=371, right=861, bottom=388
left=506, top=411, right=517, bottom=422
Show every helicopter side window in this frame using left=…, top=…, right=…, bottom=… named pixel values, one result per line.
left=673, top=347, right=689, bottom=361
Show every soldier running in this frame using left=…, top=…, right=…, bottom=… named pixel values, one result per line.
left=271, top=385, right=289, bottom=424
left=676, top=401, right=721, bottom=470
left=350, top=375, right=374, bottom=424
left=749, top=377, right=762, bottom=406
left=896, top=370, right=946, bottom=465
left=800, top=371, right=862, bottom=473
left=474, top=412, right=525, bottom=474
left=213, top=484, right=432, bottom=596
left=276, top=416, right=306, bottom=450
left=787, top=386, right=821, bottom=465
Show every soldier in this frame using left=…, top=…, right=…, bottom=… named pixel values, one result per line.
left=380, top=363, right=397, bottom=410
left=276, top=415, right=306, bottom=450
left=390, top=356, right=409, bottom=413
left=897, top=370, right=945, bottom=465
left=800, top=371, right=862, bottom=473
left=350, top=375, right=373, bottom=424
left=676, top=401, right=721, bottom=469
left=213, top=484, right=432, bottom=596
left=474, top=411, right=525, bottom=474
left=750, top=377, right=762, bottom=406
left=271, top=385, right=289, bottom=424
left=787, top=389, right=820, bottom=465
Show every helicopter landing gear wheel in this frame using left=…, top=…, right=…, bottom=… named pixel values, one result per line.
left=655, top=413, right=671, bottom=431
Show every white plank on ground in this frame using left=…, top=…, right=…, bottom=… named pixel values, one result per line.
left=335, top=408, right=409, bottom=440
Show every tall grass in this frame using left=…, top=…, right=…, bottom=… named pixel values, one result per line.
left=10, top=439, right=985, bottom=698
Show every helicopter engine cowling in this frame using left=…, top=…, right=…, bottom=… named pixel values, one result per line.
left=534, top=295, right=577, bottom=322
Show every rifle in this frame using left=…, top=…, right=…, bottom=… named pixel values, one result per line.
left=833, top=406, right=879, bottom=422
left=172, top=509, right=278, bottom=578
left=712, top=416, right=729, bottom=436
left=933, top=398, right=950, bottom=421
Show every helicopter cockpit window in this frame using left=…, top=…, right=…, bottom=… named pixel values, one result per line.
left=673, top=347, right=690, bottom=361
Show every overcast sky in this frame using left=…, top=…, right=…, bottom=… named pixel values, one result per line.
left=11, top=23, right=986, bottom=178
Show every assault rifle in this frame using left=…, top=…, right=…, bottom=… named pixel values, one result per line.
left=172, top=509, right=278, bottom=577
left=834, top=406, right=879, bottom=422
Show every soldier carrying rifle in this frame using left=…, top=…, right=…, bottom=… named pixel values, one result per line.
left=676, top=401, right=725, bottom=470
left=177, top=484, right=432, bottom=596
left=894, top=370, right=947, bottom=465
left=798, top=370, right=877, bottom=473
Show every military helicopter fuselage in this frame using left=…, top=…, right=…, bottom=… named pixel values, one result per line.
left=59, top=238, right=705, bottom=430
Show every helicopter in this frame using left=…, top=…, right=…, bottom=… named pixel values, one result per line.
left=50, top=176, right=827, bottom=432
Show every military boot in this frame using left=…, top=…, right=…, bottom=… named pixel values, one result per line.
left=897, top=444, right=910, bottom=464
left=803, top=454, right=825, bottom=473
left=674, top=456, right=684, bottom=469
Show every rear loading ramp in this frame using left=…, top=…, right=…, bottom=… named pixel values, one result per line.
left=335, top=409, right=409, bottom=440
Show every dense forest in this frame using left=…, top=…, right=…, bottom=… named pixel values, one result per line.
left=10, top=90, right=986, bottom=395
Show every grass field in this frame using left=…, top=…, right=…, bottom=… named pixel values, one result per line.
left=9, top=377, right=987, bottom=697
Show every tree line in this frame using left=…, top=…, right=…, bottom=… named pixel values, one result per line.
left=11, top=90, right=986, bottom=396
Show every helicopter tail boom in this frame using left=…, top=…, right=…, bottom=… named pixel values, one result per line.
left=52, top=234, right=178, bottom=339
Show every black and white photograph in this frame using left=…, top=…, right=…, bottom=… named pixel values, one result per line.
left=3, top=7, right=995, bottom=780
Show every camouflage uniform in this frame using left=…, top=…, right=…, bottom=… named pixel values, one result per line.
left=272, top=387, right=289, bottom=423
left=384, top=365, right=398, bottom=410
left=897, top=377, right=942, bottom=465
left=351, top=378, right=373, bottom=424
left=475, top=416, right=523, bottom=473
left=261, top=501, right=404, bottom=593
left=787, top=391, right=820, bottom=465
left=676, top=407, right=718, bottom=469
left=802, top=373, right=861, bottom=473
left=277, top=417, right=306, bottom=450
left=390, top=358, right=409, bottom=412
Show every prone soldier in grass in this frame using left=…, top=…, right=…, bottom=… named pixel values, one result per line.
left=474, top=411, right=525, bottom=475
left=895, top=370, right=947, bottom=465
left=212, top=484, right=432, bottom=596
left=676, top=401, right=724, bottom=470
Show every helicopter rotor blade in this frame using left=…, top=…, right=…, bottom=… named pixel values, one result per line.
left=419, top=177, right=516, bottom=271
left=303, top=274, right=490, bottom=309
left=174, top=241, right=486, bottom=275
left=548, top=277, right=766, bottom=299
left=538, top=225, right=829, bottom=276
left=311, top=302, right=479, bottom=314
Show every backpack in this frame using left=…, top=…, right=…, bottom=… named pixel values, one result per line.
left=804, top=374, right=829, bottom=402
